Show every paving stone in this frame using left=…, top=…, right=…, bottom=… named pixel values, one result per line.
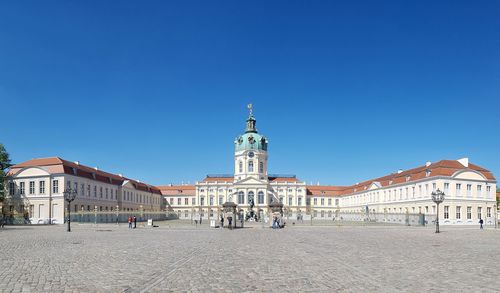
left=0, top=223, right=499, bottom=292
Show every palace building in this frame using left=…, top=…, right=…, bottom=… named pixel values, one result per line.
left=159, top=105, right=497, bottom=225
left=3, top=106, right=497, bottom=226
left=4, top=157, right=165, bottom=224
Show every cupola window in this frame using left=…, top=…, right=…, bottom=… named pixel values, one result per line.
left=259, top=162, right=264, bottom=173
left=248, top=160, right=254, bottom=172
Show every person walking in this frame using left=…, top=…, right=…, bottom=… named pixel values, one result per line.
left=128, top=216, right=132, bottom=229
left=133, top=216, right=137, bottom=229
left=479, top=218, right=484, bottom=229
left=220, top=215, right=224, bottom=228
left=228, top=216, right=232, bottom=229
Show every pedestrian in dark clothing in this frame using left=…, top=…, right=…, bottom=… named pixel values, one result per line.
left=221, top=215, right=224, bottom=228
left=200, top=217, right=202, bottom=225
left=133, top=216, right=137, bottom=229
left=479, top=218, right=484, bottom=229
left=228, top=216, right=232, bottom=229
left=128, top=216, right=132, bottom=229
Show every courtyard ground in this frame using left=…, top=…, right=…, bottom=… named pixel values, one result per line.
left=0, top=221, right=499, bottom=292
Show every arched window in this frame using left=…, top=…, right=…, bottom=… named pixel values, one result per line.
left=238, top=191, right=245, bottom=204
left=209, top=196, right=214, bottom=206
left=248, top=160, right=254, bottom=172
left=239, top=161, right=243, bottom=173
left=200, top=196, right=205, bottom=206
left=259, top=162, right=264, bottom=173
left=248, top=191, right=255, bottom=205
left=258, top=191, right=264, bottom=204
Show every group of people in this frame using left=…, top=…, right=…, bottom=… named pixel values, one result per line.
left=127, top=216, right=137, bottom=229
left=272, top=215, right=283, bottom=229
left=219, top=214, right=233, bottom=229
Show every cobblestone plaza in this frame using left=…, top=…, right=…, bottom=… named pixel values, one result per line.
left=1, top=222, right=499, bottom=292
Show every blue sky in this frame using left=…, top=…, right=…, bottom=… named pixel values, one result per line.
left=1, top=1, right=499, bottom=186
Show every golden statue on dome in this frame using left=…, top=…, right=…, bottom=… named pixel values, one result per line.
left=247, top=103, right=253, bottom=116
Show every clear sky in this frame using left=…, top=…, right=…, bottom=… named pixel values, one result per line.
left=1, top=1, right=499, bottom=186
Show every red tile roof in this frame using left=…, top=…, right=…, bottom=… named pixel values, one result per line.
left=157, top=185, right=196, bottom=196
left=9, top=157, right=161, bottom=194
left=202, top=177, right=233, bottom=183
left=308, top=159, right=496, bottom=197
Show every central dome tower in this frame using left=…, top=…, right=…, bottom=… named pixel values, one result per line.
left=234, top=104, right=268, bottom=181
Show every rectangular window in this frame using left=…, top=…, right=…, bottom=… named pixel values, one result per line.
left=288, top=197, right=292, bottom=206
left=444, top=206, right=449, bottom=219
left=105, top=188, right=108, bottom=199
left=321, top=198, right=325, bottom=205
left=412, top=187, right=415, bottom=198
left=466, top=184, right=472, bottom=196
left=298, top=197, right=302, bottom=206
left=478, top=207, right=482, bottom=220
left=94, top=186, right=97, bottom=197
left=444, top=183, right=449, bottom=193
left=177, top=198, right=181, bottom=205
left=185, top=198, right=189, bottom=205
left=456, top=206, right=461, bottom=219
left=335, top=199, right=339, bottom=206
left=432, top=183, right=436, bottom=192
left=19, top=182, right=25, bottom=195
left=486, top=186, right=491, bottom=197
left=219, top=196, right=223, bottom=205
left=192, top=198, right=196, bottom=205
left=200, top=197, right=205, bottom=206
left=52, top=180, right=59, bottom=193
left=169, top=198, right=173, bottom=205
left=467, top=207, right=471, bottom=219
left=29, top=181, right=35, bottom=194
left=477, top=185, right=482, bottom=197
left=209, top=196, right=214, bottom=206
left=100, top=187, right=103, bottom=198
left=487, top=207, right=491, bottom=218
left=418, top=185, right=422, bottom=197
left=425, top=184, right=429, bottom=196
left=456, top=184, right=461, bottom=196
left=39, top=181, right=45, bottom=194
left=74, top=182, right=78, bottom=192
left=9, top=182, right=15, bottom=195
left=328, top=198, right=332, bottom=206
left=313, top=198, right=317, bottom=205
left=81, top=184, right=84, bottom=196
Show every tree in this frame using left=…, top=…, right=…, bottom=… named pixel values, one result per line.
left=0, top=143, right=11, bottom=203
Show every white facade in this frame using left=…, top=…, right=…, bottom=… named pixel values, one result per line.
left=4, top=158, right=163, bottom=224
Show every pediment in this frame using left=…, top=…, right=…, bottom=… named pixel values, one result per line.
left=452, top=170, right=486, bottom=181
left=14, top=167, right=50, bottom=177
left=368, top=182, right=381, bottom=190
left=233, top=176, right=268, bottom=186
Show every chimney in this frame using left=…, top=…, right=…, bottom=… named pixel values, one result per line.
left=74, top=161, right=80, bottom=165
left=425, top=161, right=431, bottom=167
left=457, top=157, right=469, bottom=168
left=397, top=169, right=403, bottom=174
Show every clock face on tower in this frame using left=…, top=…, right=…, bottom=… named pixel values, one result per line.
left=248, top=152, right=254, bottom=158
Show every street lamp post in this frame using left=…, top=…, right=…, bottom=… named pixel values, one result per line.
left=431, top=188, right=445, bottom=233
left=63, top=188, right=77, bottom=232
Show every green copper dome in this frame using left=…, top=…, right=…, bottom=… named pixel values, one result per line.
left=234, top=105, right=268, bottom=151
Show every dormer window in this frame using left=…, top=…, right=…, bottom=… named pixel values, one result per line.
left=406, top=176, right=411, bottom=182
left=389, top=180, right=393, bottom=185
left=425, top=170, right=431, bottom=177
